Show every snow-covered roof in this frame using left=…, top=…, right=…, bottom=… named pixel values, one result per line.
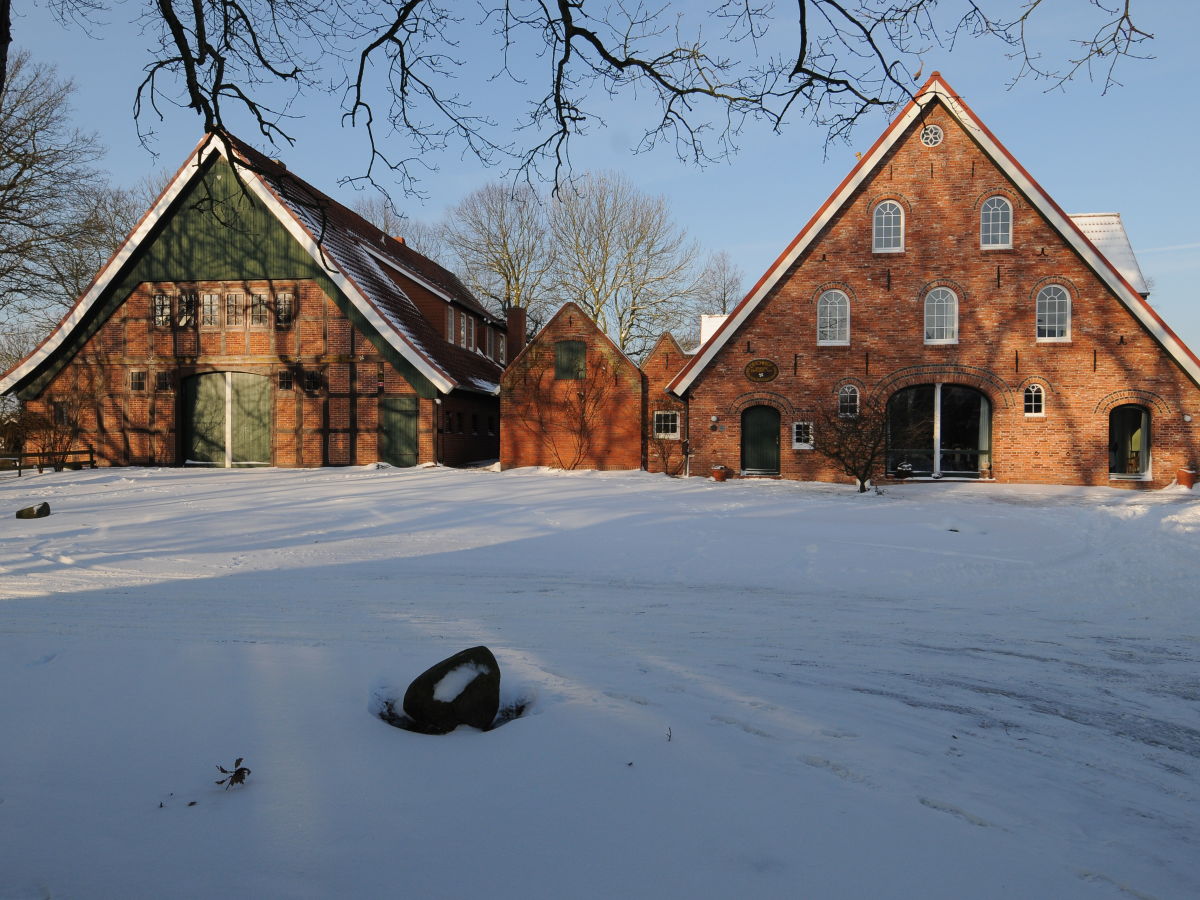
left=1069, top=213, right=1149, bottom=295
left=0, top=133, right=503, bottom=398
left=668, top=73, right=1200, bottom=395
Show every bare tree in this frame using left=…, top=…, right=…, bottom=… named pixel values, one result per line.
left=695, top=250, right=745, bottom=317
left=550, top=172, right=698, bottom=359
left=0, top=52, right=107, bottom=328
left=18, top=2, right=1151, bottom=194
left=808, top=392, right=890, bottom=492
left=351, top=193, right=444, bottom=258
left=442, top=183, right=556, bottom=332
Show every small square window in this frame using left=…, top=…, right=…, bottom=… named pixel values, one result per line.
left=275, top=292, right=295, bottom=328
left=201, top=293, right=221, bottom=327
left=177, top=292, right=197, bottom=328
left=792, top=421, right=814, bottom=450
left=129, top=371, right=147, bottom=392
left=226, top=293, right=244, bottom=327
left=155, top=372, right=172, bottom=392
left=278, top=370, right=294, bottom=391
left=653, top=411, right=680, bottom=439
left=250, top=294, right=269, bottom=327
left=153, top=294, right=172, bottom=327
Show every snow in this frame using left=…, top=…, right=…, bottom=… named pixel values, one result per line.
left=432, top=662, right=491, bottom=702
left=1, top=466, right=1198, bottom=899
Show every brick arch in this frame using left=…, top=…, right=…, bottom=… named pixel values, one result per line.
left=809, top=281, right=857, bottom=305
left=1015, top=374, right=1058, bottom=395
left=726, top=391, right=796, bottom=418
left=872, top=365, right=1015, bottom=409
left=866, top=191, right=914, bottom=215
left=971, top=186, right=1023, bottom=210
left=1028, top=275, right=1081, bottom=301
left=917, top=277, right=969, bottom=302
left=1092, top=389, right=1172, bottom=417
left=833, top=376, right=867, bottom=399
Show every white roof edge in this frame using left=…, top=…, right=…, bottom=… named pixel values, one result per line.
left=670, top=78, right=1200, bottom=394
left=1, top=138, right=458, bottom=397
left=0, top=145, right=207, bottom=394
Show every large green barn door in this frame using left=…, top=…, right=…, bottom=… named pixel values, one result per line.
left=741, top=405, right=780, bottom=475
left=229, top=373, right=272, bottom=465
left=181, top=372, right=272, bottom=467
left=182, top=373, right=228, bottom=465
left=379, top=397, right=418, bottom=467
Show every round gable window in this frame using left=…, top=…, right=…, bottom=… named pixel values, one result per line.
left=920, top=124, right=944, bottom=147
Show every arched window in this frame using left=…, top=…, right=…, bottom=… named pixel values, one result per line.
left=1024, top=384, right=1044, bottom=415
left=838, top=385, right=860, bottom=417
left=1036, top=285, right=1071, bottom=341
left=981, top=196, right=1012, bottom=248
left=924, top=288, right=958, bottom=344
left=873, top=201, right=904, bottom=252
left=817, top=290, right=850, bottom=345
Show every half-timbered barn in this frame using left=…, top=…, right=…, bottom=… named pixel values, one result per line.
left=1, top=134, right=509, bottom=468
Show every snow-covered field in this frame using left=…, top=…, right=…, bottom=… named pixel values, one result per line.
left=1, top=466, right=1198, bottom=899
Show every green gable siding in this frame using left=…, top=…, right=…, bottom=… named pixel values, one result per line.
left=20, top=157, right=437, bottom=399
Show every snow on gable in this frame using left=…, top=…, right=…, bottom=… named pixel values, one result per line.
left=1069, top=213, right=1149, bottom=295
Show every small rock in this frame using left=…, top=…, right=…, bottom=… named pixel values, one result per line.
left=15, top=502, right=50, bottom=519
left=403, top=646, right=501, bottom=733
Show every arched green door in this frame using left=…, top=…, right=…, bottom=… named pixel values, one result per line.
left=181, top=372, right=272, bottom=467
left=741, top=405, right=780, bottom=475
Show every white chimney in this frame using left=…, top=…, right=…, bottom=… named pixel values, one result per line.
left=699, top=314, right=728, bottom=346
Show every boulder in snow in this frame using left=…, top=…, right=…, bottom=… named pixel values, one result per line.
left=403, top=646, right=501, bottom=733
left=16, top=502, right=51, bottom=519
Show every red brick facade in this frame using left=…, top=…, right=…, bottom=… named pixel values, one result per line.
left=501, top=303, right=646, bottom=470
left=671, top=78, right=1200, bottom=488
left=642, top=334, right=692, bottom=475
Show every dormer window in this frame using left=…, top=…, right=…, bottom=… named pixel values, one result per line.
left=873, top=201, right=904, bottom=253
left=981, top=196, right=1012, bottom=249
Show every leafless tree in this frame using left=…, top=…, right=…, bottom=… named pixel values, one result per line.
left=550, top=172, right=699, bottom=359
left=15, top=2, right=1151, bottom=195
left=695, top=250, right=746, bottom=317
left=0, top=52, right=109, bottom=329
left=350, top=193, right=444, bottom=258
left=441, top=183, right=556, bottom=333
left=808, top=392, right=890, bottom=492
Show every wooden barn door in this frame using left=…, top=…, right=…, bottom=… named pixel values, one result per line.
left=379, top=397, right=419, bottom=467
left=181, top=372, right=272, bottom=467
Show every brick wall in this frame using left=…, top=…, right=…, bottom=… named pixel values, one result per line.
left=682, top=102, right=1200, bottom=488
left=26, top=279, right=499, bottom=468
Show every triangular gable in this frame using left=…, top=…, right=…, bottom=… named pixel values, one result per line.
left=1, top=134, right=495, bottom=397
left=668, top=73, right=1200, bottom=395
left=504, top=301, right=642, bottom=376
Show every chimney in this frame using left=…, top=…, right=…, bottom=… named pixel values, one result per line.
left=505, top=306, right=527, bottom=364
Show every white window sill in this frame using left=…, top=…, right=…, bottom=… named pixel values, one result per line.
left=792, top=444, right=814, bottom=451
left=1024, top=412, right=1045, bottom=418
left=1109, top=473, right=1152, bottom=482
left=1036, top=337, right=1071, bottom=344
left=817, top=341, right=850, bottom=347
left=924, top=339, right=958, bottom=346
left=872, top=248, right=904, bottom=254
left=981, top=244, right=1013, bottom=251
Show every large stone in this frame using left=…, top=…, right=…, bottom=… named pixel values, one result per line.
left=403, top=646, right=501, bottom=733
left=16, top=502, right=50, bottom=519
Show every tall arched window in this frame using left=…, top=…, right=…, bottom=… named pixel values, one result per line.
left=1036, top=285, right=1071, bottom=341
left=838, top=385, right=860, bottom=417
left=924, top=288, right=958, bottom=344
left=981, top=196, right=1012, bottom=248
left=817, top=290, right=850, bottom=345
left=1023, top=384, right=1044, bottom=415
left=873, top=201, right=904, bottom=252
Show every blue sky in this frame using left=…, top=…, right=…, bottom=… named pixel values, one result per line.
left=16, top=1, right=1200, bottom=352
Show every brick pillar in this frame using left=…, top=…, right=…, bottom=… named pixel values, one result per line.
left=506, top=306, right=528, bottom=363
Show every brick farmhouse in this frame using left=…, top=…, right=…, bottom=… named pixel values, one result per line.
left=0, top=134, right=512, bottom=468
left=666, top=73, right=1200, bottom=488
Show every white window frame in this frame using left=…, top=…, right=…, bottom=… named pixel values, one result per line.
left=792, top=421, right=814, bottom=450
left=1036, top=285, right=1071, bottom=342
left=1024, top=384, right=1045, bottom=416
left=872, top=200, right=904, bottom=253
left=924, top=287, right=959, bottom=344
left=817, top=290, right=850, bottom=345
left=446, top=305, right=454, bottom=342
left=653, top=410, right=680, bottom=440
left=838, top=385, right=860, bottom=417
left=980, top=196, right=1012, bottom=249
left=467, top=316, right=476, bottom=350
left=458, top=311, right=467, bottom=347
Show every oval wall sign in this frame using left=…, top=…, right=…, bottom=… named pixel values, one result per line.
left=744, top=359, right=779, bottom=383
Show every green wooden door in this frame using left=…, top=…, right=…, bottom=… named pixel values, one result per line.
left=182, top=373, right=227, bottom=465
left=379, top=397, right=419, bottom=467
left=741, top=405, right=780, bottom=475
left=230, top=373, right=272, bottom=465
left=181, top=372, right=272, bottom=467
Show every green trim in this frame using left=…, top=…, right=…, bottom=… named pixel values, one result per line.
left=17, top=156, right=437, bottom=400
